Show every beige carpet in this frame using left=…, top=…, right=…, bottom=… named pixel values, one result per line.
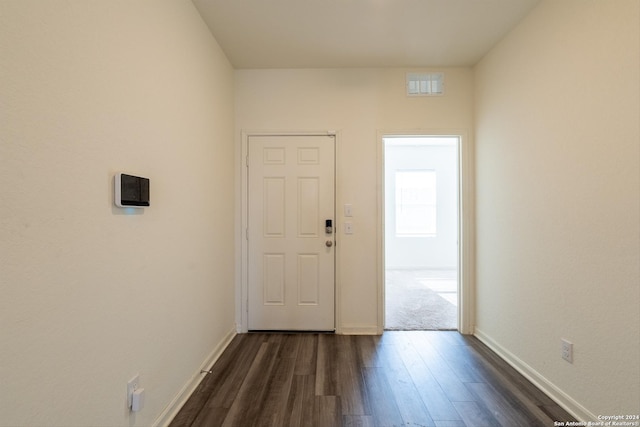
left=385, top=269, right=458, bottom=330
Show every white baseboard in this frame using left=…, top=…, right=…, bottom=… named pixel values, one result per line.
left=338, top=324, right=381, bottom=335
left=474, top=328, right=597, bottom=423
left=385, top=267, right=457, bottom=271
left=153, top=326, right=237, bottom=427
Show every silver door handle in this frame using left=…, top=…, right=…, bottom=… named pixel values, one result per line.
left=325, top=240, right=333, bottom=247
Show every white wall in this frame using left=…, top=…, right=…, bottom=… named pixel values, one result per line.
left=235, top=68, right=473, bottom=333
left=385, top=143, right=458, bottom=269
left=474, top=0, right=640, bottom=420
left=0, top=1, right=235, bottom=426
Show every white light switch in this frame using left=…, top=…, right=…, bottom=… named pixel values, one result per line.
left=344, top=204, right=353, bottom=217
left=344, top=222, right=353, bottom=234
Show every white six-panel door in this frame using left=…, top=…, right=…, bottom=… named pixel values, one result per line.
left=247, top=135, right=335, bottom=331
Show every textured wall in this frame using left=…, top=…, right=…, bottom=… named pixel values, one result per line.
left=474, top=0, right=640, bottom=419
left=0, top=1, right=235, bottom=425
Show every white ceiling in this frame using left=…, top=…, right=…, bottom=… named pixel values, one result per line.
left=192, top=0, right=540, bottom=69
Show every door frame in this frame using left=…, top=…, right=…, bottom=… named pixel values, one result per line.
left=240, top=131, right=339, bottom=333
left=377, top=130, right=474, bottom=334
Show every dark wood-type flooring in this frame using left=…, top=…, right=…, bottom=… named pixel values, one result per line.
left=170, top=331, right=576, bottom=427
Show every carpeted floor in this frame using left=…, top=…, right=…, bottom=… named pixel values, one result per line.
left=385, top=269, right=458, bottom=330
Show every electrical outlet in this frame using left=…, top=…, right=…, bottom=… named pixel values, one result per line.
left=561, top=339, right=573, bottom=363
left=127, top=374, right=140, bottom=408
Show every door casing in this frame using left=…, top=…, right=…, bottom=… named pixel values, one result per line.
left=377, top=130, right=474, bottom=335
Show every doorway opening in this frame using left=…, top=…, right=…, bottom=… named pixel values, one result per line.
left=383, top=136, right=459, bottom=330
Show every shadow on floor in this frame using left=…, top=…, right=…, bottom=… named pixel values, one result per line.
left=385, top=269, right=458, bottom=330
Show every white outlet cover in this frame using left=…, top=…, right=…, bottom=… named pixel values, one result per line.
left=127, top=374, right=140, bottom=408
left=131, top=388, right=145, bottom=412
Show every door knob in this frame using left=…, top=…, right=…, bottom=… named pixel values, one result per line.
left=325, top=240, right=333, bottom=247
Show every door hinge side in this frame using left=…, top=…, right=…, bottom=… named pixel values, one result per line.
left=245, top=228, right=249, bottom=240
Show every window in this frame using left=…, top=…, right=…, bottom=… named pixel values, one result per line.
left=395, top=170, right=437, bottom=236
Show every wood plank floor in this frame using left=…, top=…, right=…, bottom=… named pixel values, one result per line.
left=170, top=331, right=576, bottom=427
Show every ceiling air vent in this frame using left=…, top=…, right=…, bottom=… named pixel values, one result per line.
left=406, top=73, right=444, bottom=96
